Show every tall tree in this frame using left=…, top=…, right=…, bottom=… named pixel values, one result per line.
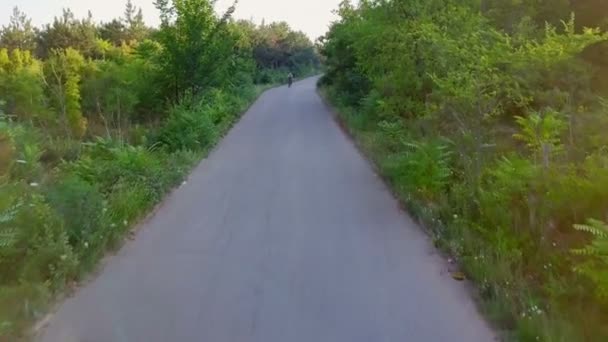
left=99, top=19, right=127, bottom=46
left=36, top=9, right=98, bottom=58
left=124, top=0, right=149, bottom=42
left=43, top=48, right=87, bottom=138
left=0, top=7, right=37, bottom=52
left=154, top=0, right=239, bottom=101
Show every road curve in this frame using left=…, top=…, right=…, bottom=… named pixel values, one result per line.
left=39, top=77, right=494, bottom=342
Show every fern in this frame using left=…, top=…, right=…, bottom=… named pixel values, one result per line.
left=0, top=201, right=20, bottom=248
left=574, top=219, right=608, bottom=238
left=0, top=200, right=21, bottom=222
left=0, top=228, right=16, bottom=248
left=513, top=109, right=566, bottom=167
left=572, top=219, right=608, bottom=298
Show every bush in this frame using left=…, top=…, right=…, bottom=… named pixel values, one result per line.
left=46, top=176, right=104, bottom=248
left=0, top=183, right=77, bottom=288
left=381, top=138, right=453, bottom=205
left=155, top=103, right=217, bottom=152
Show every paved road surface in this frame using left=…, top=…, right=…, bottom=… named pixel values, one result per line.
left=39, top=77, right=494, bottom=342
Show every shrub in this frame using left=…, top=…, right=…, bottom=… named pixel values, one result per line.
left=384, top=140, right=452, bottom=202
left=572, top=219, right=608, bottom=301
left=0, top=183, right=77, bottom=288
left=46, top=175, right=104, bottom=248
left=155, top=103, right=217, bottom=152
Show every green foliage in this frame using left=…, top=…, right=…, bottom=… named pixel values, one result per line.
left=243, top=20, right=320, bottom=81
left=0, top=118, right=15, bottom=179
left=572, top=219, right=608, bottom=300
left=46, top=176, right=104, bottom=247
left=36, top=9, right=98, bottom=58
left=99, top=1, right=150, bottom=45
left=0, top=7, right=37, bottom=52
left=0, top=48, right=48, bottom=122
left=0, top=183, right=77, bottom=288
left=384, top=140, right=452, bottom=201
left=154, top=0, right=239, bottom=100
left=156, top=102, right=217, bottom=152
left=514, top=109, right=566, bottom=166
left=44, top=48, right=87, bottom=138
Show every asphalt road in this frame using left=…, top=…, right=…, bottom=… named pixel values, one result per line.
left=39, top=77, right=494, bottom=342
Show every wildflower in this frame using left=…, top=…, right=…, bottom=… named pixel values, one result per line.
left=16, top=159, right=27, bottom=164
left=29, top=182, right=39, bottom=187
left=123, top=220, right=128, bottom=226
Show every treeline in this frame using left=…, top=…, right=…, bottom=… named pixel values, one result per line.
left=0, top=4, right=319, bottom=86
left=320, top=0, right=608, bottom=340
left=0, top=0, right=318, bottom=338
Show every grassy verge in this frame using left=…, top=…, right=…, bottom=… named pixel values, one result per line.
left=318, top=85, right=608, bottom=342
left=0, top=83, right=272, bottom=341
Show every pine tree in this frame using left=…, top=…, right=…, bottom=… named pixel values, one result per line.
left=0, top=7, right=37, bottom=52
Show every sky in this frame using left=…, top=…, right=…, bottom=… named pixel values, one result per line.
left=0, top=0, right=342, bottom=40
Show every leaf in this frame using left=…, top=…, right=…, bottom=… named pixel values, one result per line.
left=451, top=271, right=466, bottom=281
left=0, top=228, right=17, bottom=248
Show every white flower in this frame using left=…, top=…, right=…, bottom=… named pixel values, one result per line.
left=16, top=159, right=27, bottom=164
left=123, top=220, right=128, bottom=226
left=84, top=242, right=89, bottom=248
left=29, top=182, right=39, bottom=187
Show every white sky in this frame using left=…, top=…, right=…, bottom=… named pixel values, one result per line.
left=0, top=0, right=342, bottom=40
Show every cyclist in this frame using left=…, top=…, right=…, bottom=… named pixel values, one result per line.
left=287, top=72, right=294, bottom=88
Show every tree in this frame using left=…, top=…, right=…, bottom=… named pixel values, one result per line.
left=36, top=9, right=98, bottom=58
left=124, top=0, right=149, bottom=42
left=99, top=1, right=150, bottom=46
left=43, top=48, right=87, bottom=138
left=99, top=19, right=127, bottom=46
left=0, top=7, right=37, bottom=52
left=243, top=20, right=319, bottom=77
left=154, top=0, right=239, bottom=101
left=0, top=48, right=48, bottom=122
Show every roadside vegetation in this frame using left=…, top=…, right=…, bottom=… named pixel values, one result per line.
left=0, top=0, right=319, bottom=339
left=319, top=0, right=608, bottom=340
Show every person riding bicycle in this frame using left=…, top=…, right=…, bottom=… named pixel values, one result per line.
left=287, top=72, right=294, bottom=87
